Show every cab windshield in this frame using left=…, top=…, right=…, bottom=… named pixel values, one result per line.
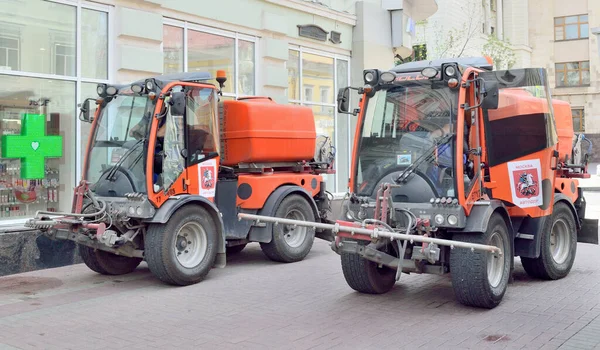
left=85, top=91, right=154, bottom=193
left=354, top=83, right=458, bottom=198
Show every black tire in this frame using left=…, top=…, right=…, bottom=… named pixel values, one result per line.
left=79, top=245, right=142, bottom=275
left=226, top=243, right=247, bottom=255
left=340, top=243, right=397, bottom=294
left=144, top=204, right=219, bottom=286
left=259, top=194, right=316, bottom=263
left=520, top=202, right=577, bottom=280
left=450, top=213, right=511, bottom=309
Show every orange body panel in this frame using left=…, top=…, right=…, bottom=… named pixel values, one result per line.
left=220, top=99, right=317, bottom=166
left=486, top=88, right=551, bottom=122
left=236, top=173, right=322, bottom=209
left=555, top=177, right=579, bottom=203
left=553, top=99, right=575, bottom=162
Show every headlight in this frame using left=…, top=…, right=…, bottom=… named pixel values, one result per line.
left=380, top=71, right=396, bottom=83
left=363, top=70, right=378, bottom=84
left=421, top=67, right=438, bottom=78
left=145, top=80, right=155, bottom=91
left=131, top=84, right=143, bottom=93
left=448, top=215, right=458, bottom=226
left=445, top=66, right=456, bottom=77
left=434, top=214, right=444, bottom=225
left=136, top=207, right=143, bottom=216
left=106, top=86, right=118, bottom=96
left=128, top=206, right=135, bottom=215
left=96, top=84, right=106, bottom=95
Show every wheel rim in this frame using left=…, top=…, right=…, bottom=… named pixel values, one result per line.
left=175, top=221, right=208, bottom=268
left=282, top=209, right=307, bottom=248
left=550, top=218, right=570, bottom=264
left=487, top=231, right=505, bottom=288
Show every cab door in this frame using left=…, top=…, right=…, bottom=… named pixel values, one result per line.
left=478, top=68, right=558, bottom=218
left=184, top=86, right=220, bottom=202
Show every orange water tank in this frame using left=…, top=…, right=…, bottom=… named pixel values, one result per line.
left=219, top=98, right=317, bottom=166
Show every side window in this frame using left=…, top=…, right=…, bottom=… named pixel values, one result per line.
left=186, top=87, right=218, bottom=166
left=480, top=68, right=557, bottom=167
left=154, top=89, right=185, bottom=190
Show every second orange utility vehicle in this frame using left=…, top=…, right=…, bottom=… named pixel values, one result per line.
left=239, top=57, right=599, bottom=309
left=26, top=71, right=335, bottom=286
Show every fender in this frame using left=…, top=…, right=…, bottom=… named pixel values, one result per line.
left=554, top=192, right=580, bottom=229
left=248, top=185, right=319, bottom=243
left=453, top=200, right=515, bottom=238
left=144, top=195, right=226, bottom=268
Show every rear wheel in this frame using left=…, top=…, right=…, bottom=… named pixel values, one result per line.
left=450, top=213, right=511, bottom=309
left=145, top=205, right=218, bottom=286
left=340, top=242, right=397, bottom=294
left=260, top=194, right=316, bottom=263
left=520, top=202, right=577, bottom=280
left=79, top=245, right=142, bottom=275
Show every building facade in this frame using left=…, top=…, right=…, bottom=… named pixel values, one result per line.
left=414, top=0, right=600, bottom=160
left=0, top=0, right=437, bottom=275
left=527, top=0, right=600, bottom=158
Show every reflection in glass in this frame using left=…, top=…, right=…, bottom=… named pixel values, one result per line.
left=163, top=25, right=184, bottom=74
left=81, top=9, right=108, bottom=79
left=302, top=53, right=334, bottom=104
left=0, top=0, right=76, bottom=76
left=238, top=40, right=255, bottom=95
left=288, top=50, right=300, bottom=100
left=188, top=30, right=234, bottom=94
left=0, top=75, right=75, bottom=216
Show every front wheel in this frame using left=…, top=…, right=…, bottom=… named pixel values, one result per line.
left=79, top=245, right=142, bottom=275
left=144, top=204, right=219, bottom=286
left=520, top=202, right=577, bottom=280
left=450, top=213, right=511, bottom=309
left=340, top=242, right=397, bottom=294
left=260, top=194, right=316, bottom=263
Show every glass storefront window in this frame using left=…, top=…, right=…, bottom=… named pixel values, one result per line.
left=81, top=8, right=108, bottom=80
left=287, top=48, right=350, bottom=193
left=163, top=25, right=184, bottom=74
left=188, top=30, right=235, bottom=94
left=0, top=0, right=76, bottom=76
left=162, top=23, right=257, bottom=99
left=238, top=40, right=255, bottom=95
left=0, top=75, right=75, bottom=218
left=287, top=50, right=300, bottom=100
left=0, top=0, right=110, bottom=225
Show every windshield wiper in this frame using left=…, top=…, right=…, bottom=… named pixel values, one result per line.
left=395, top=133, right=453, bottom=184
left=106, top=138, right=146, bottom=181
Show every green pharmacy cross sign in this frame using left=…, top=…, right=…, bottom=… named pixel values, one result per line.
left=1, top=114, right=63, bottom=179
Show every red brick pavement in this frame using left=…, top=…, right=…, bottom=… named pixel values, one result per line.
left=0, top=193, right=599, bottom=350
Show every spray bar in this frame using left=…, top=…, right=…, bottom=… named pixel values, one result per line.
left=238, top=213, right=502, bottom=255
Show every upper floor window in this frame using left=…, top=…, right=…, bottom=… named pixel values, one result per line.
left=555, top=61, right=590, bottom=87
left=571, top=108, right=584, bottom=132
left=0, top=36, right=19, bottom=71
left=555, top=15, right=589, bottom=41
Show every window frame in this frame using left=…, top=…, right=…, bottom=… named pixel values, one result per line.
left=571, top=108, right=585, bottom=132
left=0, top=0, right=112, bottom=227
left=287, top=46, right=351, bottom=193
left=554, top=14, right=589, bottom=41
left=0, top=35, right=20, bottom=71
left=162, top=18, right=259, bottom=100
left=555, top=61, right=591, bottom=87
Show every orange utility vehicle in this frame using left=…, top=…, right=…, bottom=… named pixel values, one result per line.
left=238, top=57, right=599, bottom=309
left=26, top=71, right=335, bottom=286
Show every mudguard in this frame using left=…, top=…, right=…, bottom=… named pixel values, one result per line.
left=248, top=185, right=319, bottom=243
left=454, top=200, right=515, bottom=237
left=144, top=195, right=226, bottom=268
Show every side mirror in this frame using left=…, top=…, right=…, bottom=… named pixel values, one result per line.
left=481, top=80, right=499, bottom=110
left=78, top=98, right=95, bottom=123
left=337, top=87, right=350, bottom=113
left=169, top=91, right=186, bottom=116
